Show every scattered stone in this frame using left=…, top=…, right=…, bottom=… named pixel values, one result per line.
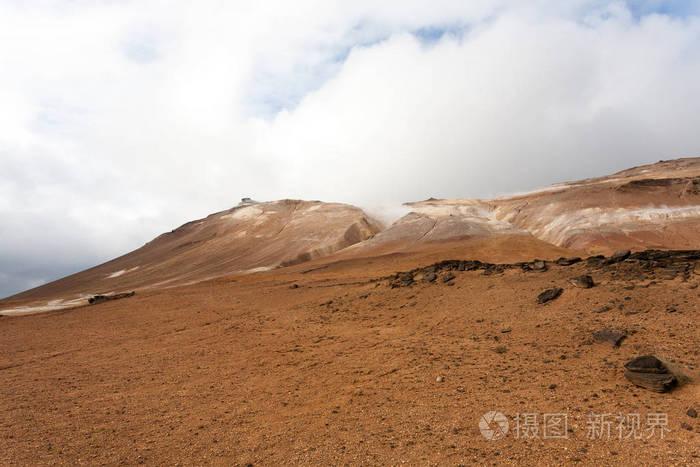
left=88, top=291, right=135, bottom=305
left=681, top=422, right=693, bottom=431
left=592, top=330, right=626, bottom=347
left=536, top=287, right=563, bottom=304
left=532, top=260, right=547, bottom=272
left=456, top=386, right=466, bottom=393
left=289, top=284, right=300, bottom=289
left=436, top=375, right=444, bottom=383
left=501, top=328, right=511, bottom=333
left=569, top=275, right=594, bottom=288
left=687, top=408, right=698, bottom=418
left=441, top=272, right=455, bottom=283
left=493, top=346, right=508, bottom=354
left=594, top=305, right=612, bottom=313
left=623, top=355, right=677, bottom=393
left=666, top=307, right=677, bottom=313
left=548, top=384, right=557, bottom=390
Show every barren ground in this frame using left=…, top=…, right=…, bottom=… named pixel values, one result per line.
left=1, top=241, right=698, bottom=465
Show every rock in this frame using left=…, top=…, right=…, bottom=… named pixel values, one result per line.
left=586, top=255, right=606, bottom=267
left=456, top=386, right=466, bottom=393
left=594, top=305, right=612, bottom=313
left=88, top=291, right=135, bottom=305
left=592, top=330, right=626, bottom=347
left=422, top=272, right=437, bottom=283
left=289, top=284, right=300, bottom=289
left=687, top=408, right=698, bottom=418
left=441, top=272, right=456, bottom=283
left=532, top=260, right=547, bottom=271
left=436, top=375, right=444, bottom=383
left=556, top=257, right=582, bottom=266
left=390, top=272, right=414, bottom=288
left=624, top=355, right=668, bottom=374
left=610, top=249, right=631, bottom=263
left=624, top=371, right=677, bottom=393
left=623, top=355, right=677, bottom=393
left=569, top=275, right=594, bottom=288
left=536, top=287, right=563, bottom=304
left=681, top=422, right=693, bottom=431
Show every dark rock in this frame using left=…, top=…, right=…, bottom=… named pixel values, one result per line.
left=442, top=272, right=456, bottom=283
left=390, top=272, right=414, bottom=288
left=88, top=291, right=135, bottom=305
left=536, top=287, right=563, bottom=304
left=586, top=255, right=606, bottom=267
left=594, top=305, right=612, bottom=313
left=681, top=422, right=693, bottom=431
left=624, top=355, right=677, bottom=393
left=687, top=408, right=698, bottom=418
left=422, top=272, right=437, bottom=283
left=569, top=275, right=594, bottom=288
left=592, top=330, right=626, bottom=347
left=532, top=260, right=547, bottom=271
left=610, top=249, right=631, bottom=263
left=624, top=355, right=668, bottom=374
left=556, top=257, right=582, bottom=266
left=289, top=284, right=300, bottom=289
left=624, top=371, right=677, bottom=393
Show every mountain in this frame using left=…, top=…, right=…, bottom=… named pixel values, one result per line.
left=1, top=199, right=381, bottom=309
left=1, top=157, right=699, bottom=314
left=346, top=157, right=700, bottom=256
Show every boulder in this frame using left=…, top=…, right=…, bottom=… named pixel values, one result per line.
left=569, top=275, right=594, bottom=288
left=536, top=287, right=563, bottom=304
left=592, top=329, right=626, bottom=347
left=623, top=355, right=677, bottom=393
left=556, top=257, right=582, bottom=266
left=422, top=272, right=437, bottom=283
left=610, top=249, right=631, bottom=263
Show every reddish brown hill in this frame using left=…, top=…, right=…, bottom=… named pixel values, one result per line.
left=2, top=158, right=700, bottom=315
left=1, top=199, right=381, bottom=311
left=347, top=157, right=700, bottom=257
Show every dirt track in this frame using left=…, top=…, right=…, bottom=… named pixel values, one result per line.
left=1, top=244, right=698, bottom=465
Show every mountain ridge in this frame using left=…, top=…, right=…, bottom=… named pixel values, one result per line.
left=2, top=157, right=699, bottom=313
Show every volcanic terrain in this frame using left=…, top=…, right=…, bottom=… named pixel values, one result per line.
left=1, top=158, right=699, bottom=465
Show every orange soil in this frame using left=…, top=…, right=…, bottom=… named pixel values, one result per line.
left=1, top=238, right=698, bottom=465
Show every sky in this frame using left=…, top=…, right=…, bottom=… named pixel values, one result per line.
left=1, top=0, right=700, bottom=298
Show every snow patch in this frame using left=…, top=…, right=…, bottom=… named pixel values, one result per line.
left=0, top=295, right=93, bottom=315
left=107, top=266, right=139, bottom=279
left=222, top=206, right=264, bottom=220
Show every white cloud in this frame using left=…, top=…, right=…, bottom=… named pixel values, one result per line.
left=1, top=1, right=699, bottom=296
